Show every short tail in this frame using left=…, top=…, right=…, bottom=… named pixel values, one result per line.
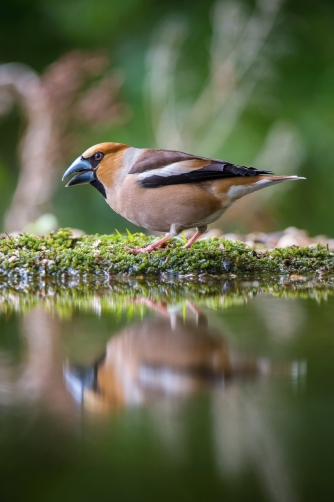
left=248, top=175, right=306, bottom=193
left=222, top=175, right=306, bottom=201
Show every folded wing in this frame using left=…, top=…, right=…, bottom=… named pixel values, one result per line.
left=129, top=149, right=272, bottom=188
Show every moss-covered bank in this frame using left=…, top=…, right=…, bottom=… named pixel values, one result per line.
left=0, top=228, right=333, bottom=279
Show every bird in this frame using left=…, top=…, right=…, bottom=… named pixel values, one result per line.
left=64, top=300, right=273, bottom=412
left=62, top=142, right=305, bottom=253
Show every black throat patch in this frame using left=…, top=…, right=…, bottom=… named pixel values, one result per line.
left=90, top=179, right=106, bottom=198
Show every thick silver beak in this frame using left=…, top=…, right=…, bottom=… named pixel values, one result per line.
left=62, top=156, right=95, bottom=187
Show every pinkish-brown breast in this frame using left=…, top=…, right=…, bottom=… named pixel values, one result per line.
left=108, top=175, right=223, bottom=233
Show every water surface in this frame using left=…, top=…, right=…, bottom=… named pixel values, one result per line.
left=1, top=276, right=334, bottom=502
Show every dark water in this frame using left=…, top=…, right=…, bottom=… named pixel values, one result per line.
left=1, top=276, right=334, bottom=502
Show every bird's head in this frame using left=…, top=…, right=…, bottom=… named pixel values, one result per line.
left=62, top=142, right=129, bottom=198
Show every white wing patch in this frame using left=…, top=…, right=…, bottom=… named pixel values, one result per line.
left=136, top=159, right=208, bottom=180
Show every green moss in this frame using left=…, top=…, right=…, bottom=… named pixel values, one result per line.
left=0, top=228, right=333, bottom=279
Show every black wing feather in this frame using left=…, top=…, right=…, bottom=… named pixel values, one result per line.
left=141, top=161, right=273, bottom=188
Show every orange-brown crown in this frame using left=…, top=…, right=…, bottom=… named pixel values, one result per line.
left=82, top=142, right=129, bottom=158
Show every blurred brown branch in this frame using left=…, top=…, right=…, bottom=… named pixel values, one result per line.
left=0, top=52, right=127, bottom=232
left=0, top=63, right=53, bottom=231
left=0, top=307, right=77, bottom=425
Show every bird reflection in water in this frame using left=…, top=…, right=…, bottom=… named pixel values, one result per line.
left=64, top=299, right=285, bottom=412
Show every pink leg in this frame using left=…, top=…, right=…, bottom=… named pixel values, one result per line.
left=135, top=298, right=170, bottom=316
left=128, top=233, right=172, bottom=253
left=183, top=231, right=202, bottom=249
left=185, top=300, right=202, bottom=316
left=184, top=225, right=207, bottom=249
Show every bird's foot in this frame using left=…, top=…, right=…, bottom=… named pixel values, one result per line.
left=126, top=233, right=172, bottom=253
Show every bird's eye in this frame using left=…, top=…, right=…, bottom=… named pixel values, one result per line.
left=93, top=152, right=104, bottom=162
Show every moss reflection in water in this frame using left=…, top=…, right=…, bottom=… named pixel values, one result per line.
left=0, top=274, right=334, bottom=316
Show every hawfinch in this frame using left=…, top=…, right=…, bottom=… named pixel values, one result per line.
left=64, top=300, right=269, bottom=411
left=62, top=142, right=304, bottom=252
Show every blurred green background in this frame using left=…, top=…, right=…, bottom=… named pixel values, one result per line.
left=0, top=0, right=333, bottom=236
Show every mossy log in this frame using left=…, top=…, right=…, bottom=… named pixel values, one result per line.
left=0, top=229, right=333, bottom=280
